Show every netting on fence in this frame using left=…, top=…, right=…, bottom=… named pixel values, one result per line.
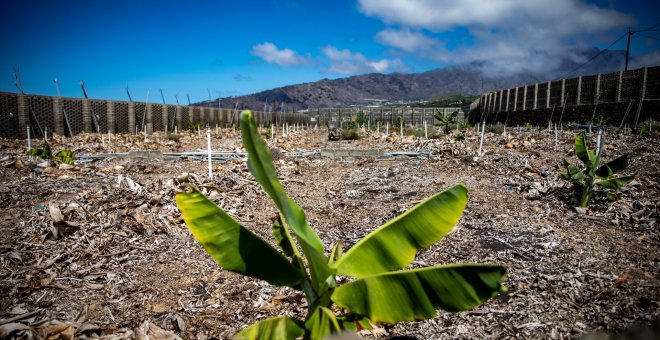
left=134, top=103, right=146, bottom=132
left=646, top=66, right=660, bottom=99
left=0, top=93, right=19, bottom=138
left=90, top=100, right=108, bottom=133
left=621, top=68, right=644, bottom=101
left=27, top=96, right=54, bottom=138
left=63, top=99, right=84, bottom=135
left=565, top=78, right=578, bottom=106
left=598, top=72, right=618, bottom=103
left=152, top=104, right=163, bottom=131
left=115, top=102, right=129, bottom=133
left=550, top=81, right=563, bottom=106
left=580, top=75, right=597, bottom=104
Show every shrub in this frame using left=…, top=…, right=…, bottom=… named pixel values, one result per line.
left=176, top=110, right=506, bottom=339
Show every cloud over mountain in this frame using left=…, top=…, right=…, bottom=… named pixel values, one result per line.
left=359, top=0, right=636, bottom=76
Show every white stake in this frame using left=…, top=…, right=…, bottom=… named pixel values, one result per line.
left=174, top=126, right=178, bottom=135
left=400, top=119, right=403, bottom=138
left=271, top=124, right=274, bottom=141
left=44, top=127, right=48, bottom=141
left=101, top=134, right=105, bottom=149
left=377, top=122, right=380, bottom=133
left=27, top=126, right=31, bottom=151
left=216, top=124, right=218, bottom=135
left=554, top=124, right=558, bottom=147
left=144, top=125, right=147, bottom=142
left=386, top=122, right=389, bottom=135
left=207, top=130, right=212, bottom=179
left=595, top=129, right=602, bottom=157
left=478, top=122, right=485, bottom=156
left=424, top=121, right=428, bottom=139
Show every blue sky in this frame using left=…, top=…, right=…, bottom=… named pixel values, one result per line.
left=1, top=0, right=659, bottom=102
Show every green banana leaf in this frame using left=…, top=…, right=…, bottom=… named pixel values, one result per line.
left=597, top=175, right=634, bottom=190
left=176, top=188, right=304, bottom=287
left=574, top=132, right=594, bottom=166
left=595, top=154, right=629, bottom=178
left=233, top=316, right=304, bottom=340
left=272, top=213, right=297, bottom=259
left=54, top=149, right=75, bottom=165
left=331, top=264, right=506, bottom=324
left=304, top=307, right=341, bottom=340
left=331, top=184, right=468, bottom=278
left=239, top=111, right=332, bottom=291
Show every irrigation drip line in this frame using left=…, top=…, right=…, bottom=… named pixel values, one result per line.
left=75, top=149, right=433, bottom=164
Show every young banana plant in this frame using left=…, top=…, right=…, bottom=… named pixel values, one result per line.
left=176, top=110, right=506, bottom=339
left=560, top=131, right=633, bottom=207
left=434, top=109, right=460, bottom=134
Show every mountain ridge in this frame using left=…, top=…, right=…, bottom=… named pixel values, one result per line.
left=200, top=49, right=629, bottom=110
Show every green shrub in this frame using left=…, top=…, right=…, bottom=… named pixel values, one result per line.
left=176, top=110, right=506, bottom=339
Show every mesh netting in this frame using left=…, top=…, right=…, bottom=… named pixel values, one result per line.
left=114, top=102, right=129, bottom=133
left=90, top=100, right=108, bottom=133
left=0, top=93, right=19, bottom=138
left=63, top=99, right=84, bottom=135
left=152, top=104, right=163, bottom=131
left=598, top=72, right=618, bottom=103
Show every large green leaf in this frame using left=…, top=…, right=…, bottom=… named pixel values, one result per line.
left=574, top=132, right=593, bottom=166
left=233, top=316, right=304, bottom=340
left=240, top=111, right=332, bottom=292
left=597, top=175, right=634, bottom=190
left=176, top=188, right=304, bottom=287
left=331, top=184, right=468, bottom=278
left=595, top=153, right=629, bottom=178
left=332, top=264, right=506, bottom=324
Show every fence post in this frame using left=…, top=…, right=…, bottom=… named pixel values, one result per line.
left=513, top=88, right=518, bottom=111
left=162, top=104, right=168, bottom=132
left=616, top=71, right=623, bottom=103
left=533, top=83, right=538, bottom=109
left=53, top=97, right=64, bottom=135
left=82, top=98, right=92, bottom=133
left=17, top=94, right=28, bottom=138
left=505, top=89, right=510, bottom=111
left=175, top=105, right=182, bottom=130
left=641, top=67, right=648, bottom=99
left=128, top=101, right=136, bottom=133
left=576, top=77, right=582, bottom=105
left=107, top=100, right=115, bottom=134
left=594, top=74, right=601, bottom=104
left=560, top=79, right=566, bottom=106
left=522, top=86, right=527, bottom=110
left=146, top=103, right=153, bottom=133
left=546, top=81, right=551, bottom=108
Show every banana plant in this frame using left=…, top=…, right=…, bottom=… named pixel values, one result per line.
left=560, top=131, right=633, bottom=207
left=27, top=138, right=75, bottom=165
left=434, top=109, right=460, bottom=134
left=176, top=110, right=506, bottom=339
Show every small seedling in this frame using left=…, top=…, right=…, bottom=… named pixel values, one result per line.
left=27, top=138, right=75, bottom=165
left=560, top=131, right=633, bottom=207
left=176, top=110, right=506, bottom=339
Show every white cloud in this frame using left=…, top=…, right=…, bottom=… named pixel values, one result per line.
left=251, top=42, right=308, bottom=66
left=375, top=28, right=442, bottom=52
left=359, top=0, right=636, bottom=76
left=321, top=46, right=407, bottom=75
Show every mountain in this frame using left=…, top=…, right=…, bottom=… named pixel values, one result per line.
left=200, top=49, right=629, bottom=110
